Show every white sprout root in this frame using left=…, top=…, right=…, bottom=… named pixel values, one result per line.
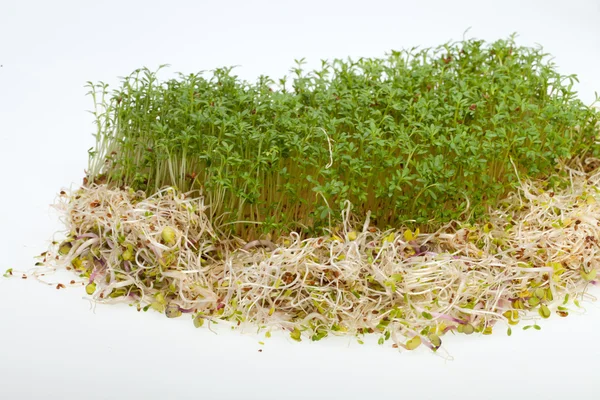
left=34, top=161, right=600, bottom=351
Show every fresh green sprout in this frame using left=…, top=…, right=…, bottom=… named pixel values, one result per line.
left=36, top=157, right=600, bottom=352
left=85, top=36, right=600, bottom=239
left=25, top=35, right=600, bottom=353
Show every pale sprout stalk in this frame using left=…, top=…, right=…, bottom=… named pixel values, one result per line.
left=35, top=160, right=600, bottom=351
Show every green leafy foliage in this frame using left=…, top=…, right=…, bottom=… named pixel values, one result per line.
left=86, top=36, right=600, bottom=239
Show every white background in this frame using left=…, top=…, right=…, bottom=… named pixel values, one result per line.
left=1, top=1, right=600, bottom=399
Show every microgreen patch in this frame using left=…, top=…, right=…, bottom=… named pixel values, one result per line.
left=29, top=35, right=600, bottom=353
left=86, top=36, right=600, bottom=238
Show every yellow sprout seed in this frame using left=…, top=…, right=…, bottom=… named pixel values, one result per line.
left=503, top=310, right=519, bottom=325
left=513, top=299, right=524, bottom=309
left=528, top=297, right=540, bottom=307
left=71, top=257, right=83, bottom=270
left=428, top=333, right=441, bottom=349
left=85, top=282, right=96, bottom=295
left=462, top=324, right=475, bottom=335
left=290, top=328, right=302, bottom=342
left=161, top=226, right=176, bottom=245
left=58, top=242, right=72, bottom=255
left=150, top=302, right=165, bottom=312
left=383, top=233, right=395, bottom=243
left=405, top=336, right=422, bottom=350
left=581, top=268, right=597, bottom=282
left=539, top=304, right=551, bottom=319
left=165, top=303, right=182, bottom=318
left=122, top=248, right=133, bottom=261
left=193, top=315, right=204, bottom=328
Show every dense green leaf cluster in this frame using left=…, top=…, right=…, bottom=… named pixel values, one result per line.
left=87, top=36, right=600, bottom=238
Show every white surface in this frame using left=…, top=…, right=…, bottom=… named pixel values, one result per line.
left=1, top=1, right=600, bottom=399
